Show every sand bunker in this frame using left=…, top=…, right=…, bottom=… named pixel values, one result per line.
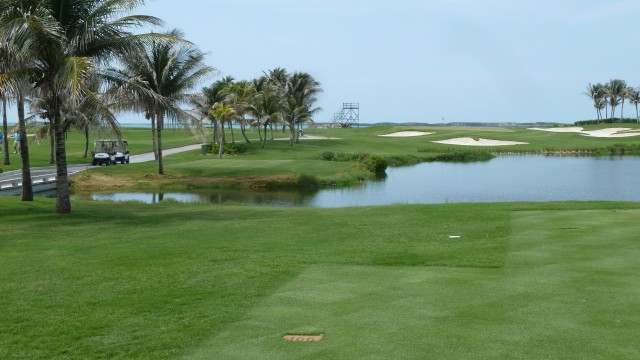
left=379, top=131, right=433, bottom=137
left=528, top=127, right=584, bottom=133
left=432, top=137, right=528, bottom=146
left=529, top=127, right=640, bottom=138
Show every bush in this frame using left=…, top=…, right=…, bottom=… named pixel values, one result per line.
left=365, top=155, right=388, bottom=174
left=320, top=151, right=335, bottom=161
left=574, top=118, right=638, bottom=126
left=334, top=152, right=370, bottom=162
left=207, top=142, right=249, bottom=155
left=429, top=151, right=495, bottom=162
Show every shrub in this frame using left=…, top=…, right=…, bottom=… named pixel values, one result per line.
left=430, top=151, right=495, bottom=162
left=334, top=152, right=370, bottom=162
left=365, top=155, right=388, bottom=174
left=320, top=151, right=335, bottom=161
left=207, top=142, right=249, bottom=155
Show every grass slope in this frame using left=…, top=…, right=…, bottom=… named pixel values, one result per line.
left=1, top=199, right=639, bottom=359
left=191, top=208, right=640, bottom=359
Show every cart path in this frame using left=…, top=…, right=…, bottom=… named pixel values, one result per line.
left=0, top=144, right=204, bottom=192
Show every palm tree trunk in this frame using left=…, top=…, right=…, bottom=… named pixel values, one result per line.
left=212, top=119, right=219, bottom=145
left=53, top=105, right=71, bottom=213
left=240, top=121, right=251, bottom=143
left=611, top=105, right=616, bottom=121
left=262, top=124, right=268, bottom=148
left=269, top=123, right=274, bottom=140
left=83, top=124, right=89, bottom=157
left=17, top=91, right=33, bottom=201
left=229, top=122, right=235, bottom=143
left=257, top=123, right=263, bottom=143
left=157, top=111, right=164, bottom=175
left=218, top=121, right=226, bottom=158
left=2, top=96, right=9, bottom=165
left=48, top=123, right=55, bottom=164
left=636, top=104, right=639, bottom=123
left=288, top=123, right=295, bottom=147
left=621, top=97, right=625, bottom=120
left=151, top=114, right=158, bottom=160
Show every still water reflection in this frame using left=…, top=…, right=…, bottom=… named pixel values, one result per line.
left=81, top=155, right=640, bottom=207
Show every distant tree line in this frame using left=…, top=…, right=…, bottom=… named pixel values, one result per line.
left=584, top=80, right=640, bottom=122
left=193, top=69, right=322, bottom=158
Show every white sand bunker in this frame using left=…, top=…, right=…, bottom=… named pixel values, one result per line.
left=529, top=127, right=640, bottom=138
left=432, top=137, right=528, bottom=146
left=528, top=126, right=584, bottom=133
left=379, top=131, right=433, bottom=137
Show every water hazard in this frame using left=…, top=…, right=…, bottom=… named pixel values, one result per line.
left=80, top=155, right=640, bottom=207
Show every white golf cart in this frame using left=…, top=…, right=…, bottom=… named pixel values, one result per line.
left=91, top=139, right=130, bottom=166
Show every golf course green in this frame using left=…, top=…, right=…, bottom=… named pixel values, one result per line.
left=2, top=125, right=640, bottom=359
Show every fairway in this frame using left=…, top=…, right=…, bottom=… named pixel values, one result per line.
left=1, top=200, right=639, bottom=359
left=4, top=1, right=640, bottom=359
left=186, top=209, right=640, bottom=359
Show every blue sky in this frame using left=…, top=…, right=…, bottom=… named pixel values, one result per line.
left=136, top=0, right=640, bottom=124
left=7, top=0, right=640, bottom=125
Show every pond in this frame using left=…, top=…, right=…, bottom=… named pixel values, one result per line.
left=79, top=155, right=640, bottom=207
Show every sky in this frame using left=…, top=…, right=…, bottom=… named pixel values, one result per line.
left=7, top=0, right=640, bottom=125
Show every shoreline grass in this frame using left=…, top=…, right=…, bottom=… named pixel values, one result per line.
left=4, top=124, right=640, bottom=191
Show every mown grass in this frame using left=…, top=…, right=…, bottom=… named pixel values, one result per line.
left=1, top=127, right=201, bottom=172
left=5, top=124, right=640, bottom=190
left=1, top=198, right=639, bottom=359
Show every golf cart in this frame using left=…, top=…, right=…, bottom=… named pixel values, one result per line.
left=91, top=139, right=130, bottom=165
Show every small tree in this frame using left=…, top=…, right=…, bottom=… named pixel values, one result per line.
left=210, top=102, right=237, bottom=158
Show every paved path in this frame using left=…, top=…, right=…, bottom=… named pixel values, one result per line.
left=0, top=144, right=204, bottom=193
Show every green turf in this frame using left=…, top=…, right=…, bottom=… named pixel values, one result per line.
left=6, top=124, right=640, bottom=177
left=1, top=127, right=201, bottom=171
left=187, top=208, right=640, bottom=359
left=1, top=199, right=639, bottom=359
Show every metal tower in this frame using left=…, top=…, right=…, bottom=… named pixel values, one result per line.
left=331, top=102, right=360, bottom=128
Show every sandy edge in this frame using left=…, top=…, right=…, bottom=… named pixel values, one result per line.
left=432, top=137, right=528, bottom=146
left=529, top=127, right=640, bottom=138
left=379, top=131, right=433, bottom=137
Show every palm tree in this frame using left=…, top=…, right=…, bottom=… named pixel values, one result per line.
left=594, top=98, right=606, bottom=123
left=621, top=85, right=633, bottom=120
left=227, top=80, right=255, bottom=143
left=0, top=36, right=35, bottom=200
left=248, top=85, right=282, bottom=148
left=628, top=88, right=640, bottom=123
left=210, top=102, right=236, bottom=158
left=584, top=83, right=605, bottom=121
left=284, top=72, right=322, bottom=144
left=265, top=68, right=290, bottom=135
left=1, top=95, right=8, bottom=165
left=0, top=44, right=10, bottom=165
left=14, top=81, right=34, bottom=200
left=1, top=0, right=163, bottom=213
left=200, top=76, right=233, bottom=145
left=111, top=29, right=215, bottom=175
left=606, top=79, right=626, bottom=121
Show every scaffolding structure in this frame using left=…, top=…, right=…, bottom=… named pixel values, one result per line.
left=330, top=103, right=360, bottom=128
